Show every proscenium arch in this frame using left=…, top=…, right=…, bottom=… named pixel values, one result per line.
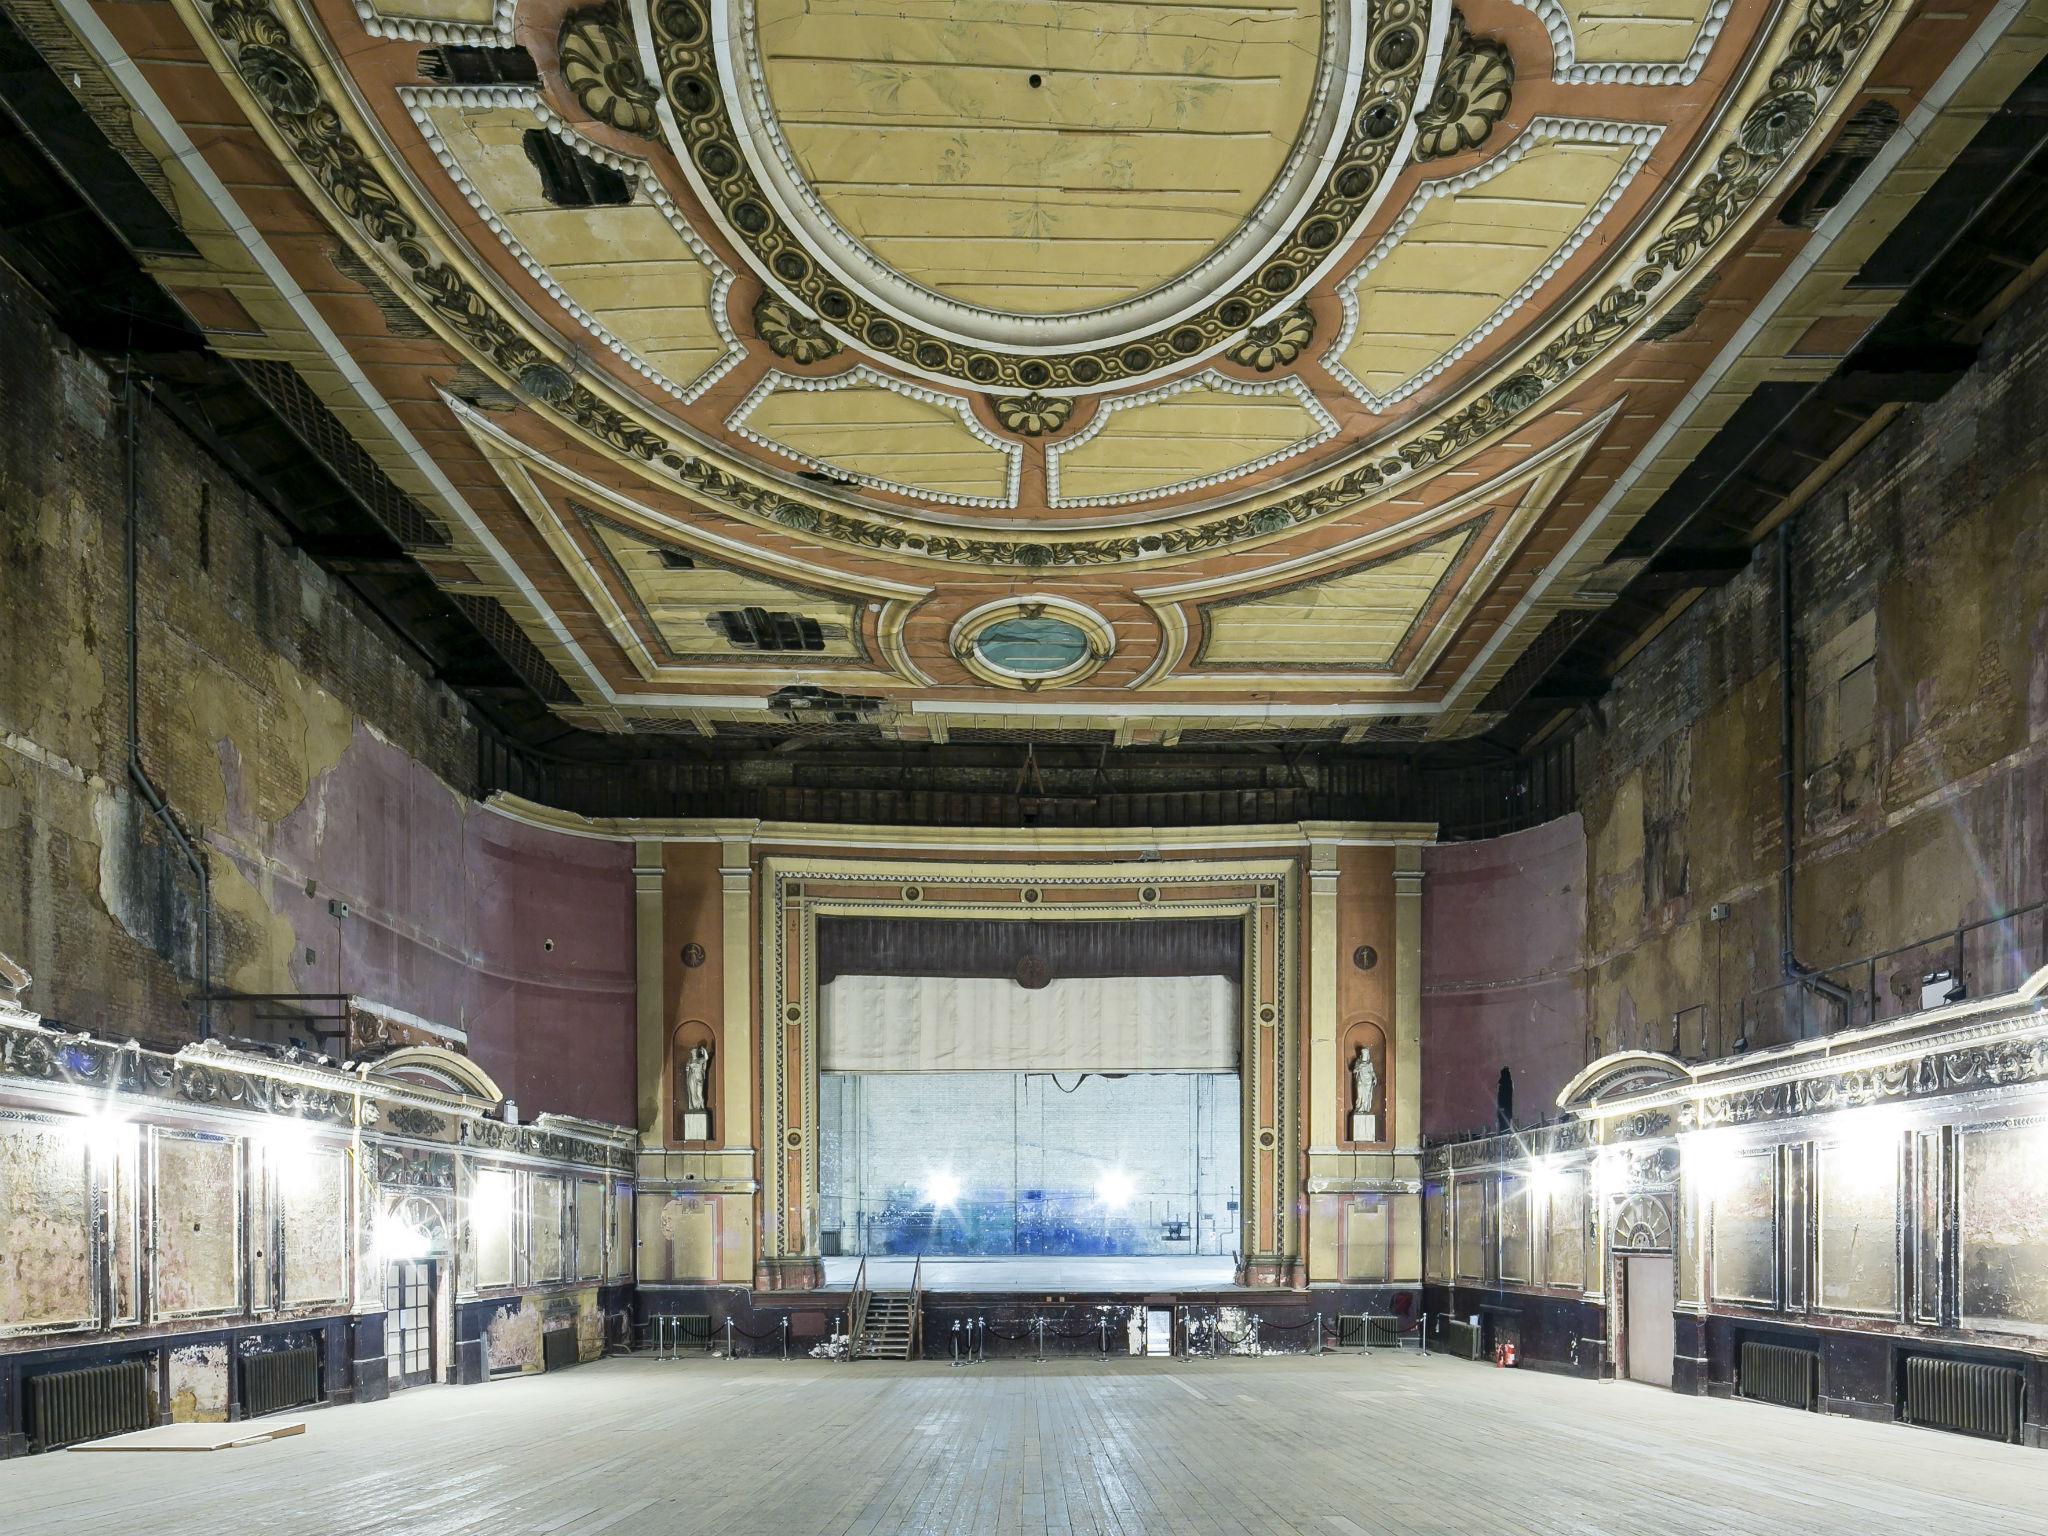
left=756, top=854, right=1299, bottom=1290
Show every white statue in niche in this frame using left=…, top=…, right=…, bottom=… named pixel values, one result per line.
left=1350, top=1044, right=1378, bottom=1143
left=680, top=1042, right=713, bottom=1142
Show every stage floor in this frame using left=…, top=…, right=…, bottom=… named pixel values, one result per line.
left=820, top=1256, right=1237, bottom=1291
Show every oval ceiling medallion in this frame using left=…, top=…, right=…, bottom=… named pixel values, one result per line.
left=951, top=598, right=1115, bottom=689
left=641, top=0, right=1439, bottom=390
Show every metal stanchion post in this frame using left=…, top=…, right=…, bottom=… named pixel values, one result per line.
left=1420, top=1311, right=1429, bottom=1358
left=782, top=1315, right=790, bottom=1361
left=1252, top=1314, right=1262, bottom=1357
left=977, top=1316, right=986, bottom=1364
left=1314, top=1311, right=1324, bottom=1357
left=951, top=1319, right=961, bottom=1367
left=723, top=1315, right=734, bottom=1359
left=1098, top=1309, right=1108, bottom=1361
left=1035, top=1315, right=1046, bottom=1363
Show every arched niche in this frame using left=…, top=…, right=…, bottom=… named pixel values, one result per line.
left=670, top=1019, right=717, bottom=1145
left=1339, top=1018, right=1389, bottom=1148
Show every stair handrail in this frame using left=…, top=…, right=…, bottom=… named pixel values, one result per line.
left=848, top=1256, right=869, bottom=1361
left=909, top=1253, right=924, bottom=1361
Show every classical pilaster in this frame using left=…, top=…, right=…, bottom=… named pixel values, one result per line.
left=632, top=841, right=665, bottom=1143
left=1392, top=845, right=1425, bottom=1280
left=718, top=834, right=754, bottom=1154
left=1306, top=836, right=1341, bottom=1154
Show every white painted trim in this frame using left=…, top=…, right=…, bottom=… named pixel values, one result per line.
left=1508, top=0, right=1734, bottom=86
left=350, top=0, right=514, bottom=46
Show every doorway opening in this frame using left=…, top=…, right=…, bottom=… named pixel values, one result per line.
left=1620, top=1252, right=1675, bottom=1387
left=384, top=1259, right=438, bottom=1390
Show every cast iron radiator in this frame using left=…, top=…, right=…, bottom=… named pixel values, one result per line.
left=1738, top=1341, right=1818, bottom=1410
left=1902, top=1356, right=2025, bottom=1443
left=28, top=1360, right=153, bottom=1449
left=542, top=1327, right=580, bottom=1372
left=1335, top=1314, right=1403, bottom=1348
left=1437, top=1318, right=1484, bottom=1360
left=241, top=1346, right=320, bottom=1418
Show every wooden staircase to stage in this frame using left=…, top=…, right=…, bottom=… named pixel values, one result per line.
left=848, top=1257, right=923, bottom=1361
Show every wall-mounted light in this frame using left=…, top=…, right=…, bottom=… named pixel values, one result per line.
left=258, top=1117, right=318, bottom=1195
left=74, top=1110, right=132, bottom=1167
left=1679, top=1130, right=1740, bottom=1200
left=920, top=1171, right=960, bottom=1210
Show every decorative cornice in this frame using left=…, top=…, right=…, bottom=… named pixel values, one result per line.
left=350, top=0, right=515, bottom=45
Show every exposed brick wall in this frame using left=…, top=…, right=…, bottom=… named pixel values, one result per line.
left=1426, top=277, right=2048, bottom=1123
left=0, top=264, right=634, bottom=1122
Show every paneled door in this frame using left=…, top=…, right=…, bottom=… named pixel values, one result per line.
left=384, top=1259, right=436, bottom=1389
left=1624, top=1253, right=1675, bottom=1388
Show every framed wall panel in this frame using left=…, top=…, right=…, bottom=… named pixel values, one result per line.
left=609, top=1179, right=633, bottom=1283
left=1422, top=1180, right=1448, bottom=1285
left=574, top=1177, right=604, bottom=1281
left=1816, top=1135, right=1902, bottom=1318
left=151, top=1130, right=243, bottom=1320
left=1912, top=1127, right=1946, bottom=1325
left=107, top=1124, right=141, bottom=1326
left=279, top=1142, right=351, bottom=1309
left=1959, top=1118, right=2048, bottom=1337
left=1499, top=1173, right=1532, bottom=1283
left=1710, top=1149, right=1778, bottom=1307
left=533, top=1174, right=567, bottom=1284
left=1544, top=1169, right=1586, bottom=1291
left=470, top=1165, right=516, bottom=1291
left=1454, top=1175, right=1486, bottom=1282
left=0, top=1112, right=96, bottom=1336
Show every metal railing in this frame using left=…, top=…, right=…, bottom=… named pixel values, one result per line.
left=908, top=1254, right=925, bottom=1360
left=846, top=1256, right=869, bottom=1361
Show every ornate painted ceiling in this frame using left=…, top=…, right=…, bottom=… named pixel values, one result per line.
left=18, top=0, right=2047, bottom=741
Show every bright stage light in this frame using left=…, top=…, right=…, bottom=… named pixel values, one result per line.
left=1095, top=1169, right=1136, bottom=1212
left=1680, top=1130, right=1740, bottom=1200
left=921, top=1171, right=960, bottom=1209
left=374, top=1212, right=432, bottom=1263
left=74, top=1110, right=132, bottom=1167
left=1528, top=1157, right=1563, bottom=1198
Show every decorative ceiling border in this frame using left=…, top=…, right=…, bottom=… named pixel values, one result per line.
left=177, top=0, right=1906, bottom=570
left=720, top=0, right=1361, bottom=350
left=350, top=0, right=514, bottom=44
left=400, top=84, right=746, bottom=407
left=1046, top=370, right=1342, bottom=509
left=1509, top=0, right=1736, bottom=86
left=725, top=363, right=1024, bottom=509
left=634, top=0, right=1441, bottom=392
left=1324, top=117, right=1661, bottom=412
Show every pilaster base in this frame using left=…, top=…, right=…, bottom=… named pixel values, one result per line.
left=757, top=1256, right=825, bottom=1291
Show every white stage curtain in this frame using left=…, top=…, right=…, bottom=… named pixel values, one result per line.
left=818, top=973, right=1240, bottom=1073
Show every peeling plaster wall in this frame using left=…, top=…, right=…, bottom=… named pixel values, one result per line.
left=1576, top=278, right=2048, bottom=1064
left=0, top=265, right=633, bottom=1124
left=1423, top=280, right=2048, bottom=1126
left=1421, top=815, right=1588, bottom=1139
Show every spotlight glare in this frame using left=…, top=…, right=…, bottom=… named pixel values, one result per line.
left=921, top=1171, right=960, bottom=1209
left=1095, top=1169, right=1136, bottom=1212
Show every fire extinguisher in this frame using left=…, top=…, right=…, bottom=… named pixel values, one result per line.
left=1494, top=1340, right=1519, bottom=1368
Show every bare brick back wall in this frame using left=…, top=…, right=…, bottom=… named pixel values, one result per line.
left=0, top=265, right=635, bottom=1123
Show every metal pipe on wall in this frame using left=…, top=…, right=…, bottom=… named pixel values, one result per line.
left=122, top=365, right=212, bottom=1038
left=1775, top=523, right=1851, bottom=1037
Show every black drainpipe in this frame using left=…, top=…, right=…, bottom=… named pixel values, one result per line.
left=1776, top=523, right=1850, bottom=1035
left=122, top=366, right=212, bottom=1038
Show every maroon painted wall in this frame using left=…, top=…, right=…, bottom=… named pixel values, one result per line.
left=1422, top=814, right=1589, bottom=1138
left=219, top=724, right=635, bottom=1126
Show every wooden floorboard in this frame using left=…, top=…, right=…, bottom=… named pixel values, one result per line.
left=1, top=1354, right=2043, bottom=1535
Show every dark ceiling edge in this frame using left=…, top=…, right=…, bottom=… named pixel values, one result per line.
left=1483, top=51, right=2048, bottom=749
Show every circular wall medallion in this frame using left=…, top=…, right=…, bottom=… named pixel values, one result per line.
left=785, top=1130, right=802, bottom=1148
left=1257, top=1129, right=1278, bottom=1149
left=1139, top=885, right=1160, bottom=903
left=682, top=942, right=707, bottom=968
left=902, top=884, right=923, bottom=901
left=1015, top=952, right=1051, bottom=990
left=1352, top=944, right=1378, bottom=971
left=951, top=597, right=1114, bottom=690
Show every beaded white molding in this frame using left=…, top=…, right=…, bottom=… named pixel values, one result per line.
left=1323, top=118, right=1659, bottom=414
left=400, top=86, right=745, bottom=407
left=1045, top=370, right=1340, bottom=509
left=352, top=0, right=515, bottom=45
left=716, top=0, right=1364, bottom=350
left=725, top=364, right=1023, bottom=509
left=1510, top=0, right=1733, bottom=86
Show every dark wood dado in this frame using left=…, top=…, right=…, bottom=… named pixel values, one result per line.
left=1422, top=1285, right=1605, bottom=1378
